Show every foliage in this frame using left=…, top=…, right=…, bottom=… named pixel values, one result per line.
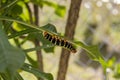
left=22, top=63, right=53, bottom=80
left=0, top=0, right=119, bottom=80
left=0, top=15, right=108, bottom=80
left=0, top=0, right=64, bottom=80
left=74, top=41, right=107, bottom=71
left=0, top=22, right=25, bottom=80
left=114, top=63, right=120, bottom=78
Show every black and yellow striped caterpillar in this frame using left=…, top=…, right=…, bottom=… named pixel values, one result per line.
left=43, top=31, right=76, bottom=53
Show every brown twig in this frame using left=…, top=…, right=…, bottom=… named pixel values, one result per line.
left=33, top=4, right=43, bottom=80
left=57, top=0, right=82, bottom=80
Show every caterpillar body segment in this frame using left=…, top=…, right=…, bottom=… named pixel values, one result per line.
left=43, top=31, right=76, bottom=53
left=56, top=37, right=60, bottom=45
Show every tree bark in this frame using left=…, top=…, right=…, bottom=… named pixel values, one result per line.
left=57, top=0, right=82, bottom=80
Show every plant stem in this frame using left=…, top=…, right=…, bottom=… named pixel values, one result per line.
left=57, top=0, right=82, bottom=80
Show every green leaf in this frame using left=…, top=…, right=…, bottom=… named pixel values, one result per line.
left=10, top=4, right=22, bottom=17
left=43, top=1, right=56, bottom=7
left=43, top=1, right=66, bottom=17
left=55, top=5, right=66, bottom=17
left=8, top=28, right=38, bottom=39
left=0, top=17, right=58, bottom=53
left=27, top=23, right=57, bottom=53
left=0, top=16, right=58, bottom=34
left=27, top=31, right=55, bottom=53
left=41, top=23, right=57, bottom=33
left=74, top=41, right=107, bottom=70
left=22, top=63, right=53, bottom=80
left=0, top=0, right=18, bottom=12
left=18, top=1, right=30, bottom=22
left=0, top=73, right=9, bottom=80
left=26, top=54, right=38, bottom=68
left=13, top=22, right=29, bottom=31
left=106, top=57, right=116, bottom=69
left=114, top=64, right=120, bottom=79
left=0, top=22, right=25, bottom=79
left=24, top=44, right=55, bottom=52
left=14, top=72, right=24, bottom=80
left=4, top=21, right=13, bottom=34
left=0, top=16, right=44, bottom=32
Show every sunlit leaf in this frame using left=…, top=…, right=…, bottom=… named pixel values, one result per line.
left=18, top=1, right=30, bottom=22
left=55, top=5, right=66, bottom=17
left=13, top=22, right=28, bottom=31
left=43, top=1, right=66, bottom=17
left=114, top=64, right=120, bottom=79
left=26, top=54, right=38, bottom=68
left=43, top=1, right=56, bottom=7
left=107, top=57, right=116, bottom=69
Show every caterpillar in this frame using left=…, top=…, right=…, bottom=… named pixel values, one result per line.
left=43, top=31, right=77, bottom=53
